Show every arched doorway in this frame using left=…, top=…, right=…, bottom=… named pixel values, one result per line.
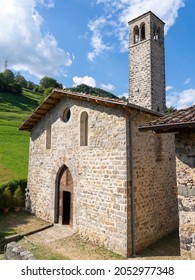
left=54, top=165, right=73, bottom=226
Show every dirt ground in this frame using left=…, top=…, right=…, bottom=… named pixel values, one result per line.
left=0, top=211, right=194, bottom=260
left=18, top=227, right=194, bottom=260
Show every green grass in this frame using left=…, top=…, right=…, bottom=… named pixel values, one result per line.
left=19, top=240, right=70, bottom=260
left=0, top=212, right=125, bottom=260
left=0, top=90, right=42, bottom=184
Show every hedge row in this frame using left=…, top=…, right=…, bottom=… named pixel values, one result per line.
left=0, top=179, right=27, bottom=195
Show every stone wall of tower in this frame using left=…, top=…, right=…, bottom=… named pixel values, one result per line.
left=128, top=12, right=166, bottom=113
left=129, top=40, right=152, bottom=109
left=151, top=41, right=166, bottom=112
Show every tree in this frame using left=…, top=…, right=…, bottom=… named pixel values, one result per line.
left=9, top=83, right=22, bottom=95
left=70, top=84, right=119, bottom=99
left=2, top=69, right=15, bottom=84
left=166, top=106, right=177, bottom=114
left=38, top=87, right=54, bottom=105
left=0, top=73, right=7, bottom=92
left=40, top=76, right=62, bottom=89
left=120, top=96, right=128, bottom=101
left=0, top=69, right=21, bottom=95
left=2, top=187, right=11, bottom=210
left=14, top=186, right=23, bottom=208
left=27, top=81, right=35, bottom=90
left=14, top=75, right=27, bottom=88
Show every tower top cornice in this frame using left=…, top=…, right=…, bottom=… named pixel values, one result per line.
left=128, top=11, right=165, bottom=26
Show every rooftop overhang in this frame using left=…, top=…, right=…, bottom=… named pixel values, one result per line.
left=18, top=89, right=162, bottom=132
left=139, top=121, right=195, bottom=133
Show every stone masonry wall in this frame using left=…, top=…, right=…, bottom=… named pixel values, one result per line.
left=27, top=96, right=178, bottom=257
left=175, top=131, right=195, bottom=257
left=27, top=97, right=128, bottom=256
left=128, top=12, right=166, bottom=113
left=130, top=113, right=178, bottom=253
left=151, top=42, right=166, bottom=113
left=129, top=40, right=152, bottom=109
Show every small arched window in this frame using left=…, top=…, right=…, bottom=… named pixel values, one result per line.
left=46, top=121, right=51, bottom=149
left=153, top=23, right=157, bottom=40
left=153, top=24, right=161, bottom=42
left=156, top=27, right=161, bottom=41
left=140, top=23, right=145, bottom=41
left=80, top=112, right=88, bottom=146
left=134, top=26, right=139, bottom=44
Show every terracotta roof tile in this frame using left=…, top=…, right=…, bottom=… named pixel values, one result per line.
left=139, top=105, right=195, bottom=132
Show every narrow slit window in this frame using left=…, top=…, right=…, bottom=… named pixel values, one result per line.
left=140, top=23, right=145, bottom=41
left=153, top=23, right=157, bottom=40
left=80, top=111, right=88, bottom=146
left=46, top=121, right=51, bottom=149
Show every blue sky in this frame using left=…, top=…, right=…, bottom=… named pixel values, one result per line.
left=0, top=0, right=195, bottom=109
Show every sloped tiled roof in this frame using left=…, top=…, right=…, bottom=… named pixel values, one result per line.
left=139, top=105, right=195, bottom=132
left=19, top=89, right=162, bottom=131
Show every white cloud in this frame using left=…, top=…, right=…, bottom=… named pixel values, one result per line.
left=87, top=17, right=112, bottom=61
left=88, top=0, right=185, bottom=58
left=166, top=85, right=174, bottom=91
left=0, top=0, right=72, bottom=79
left=73, top=76, right=96, bottom=87
left=119, top=92, right=128, bottom=98
left=166, top=88, right=195, bottom=109
left=100, top=83, right=115, bottom=91
left=184, top=78, right=190, bottom=85
left=37, top=0, right=54, bottom=9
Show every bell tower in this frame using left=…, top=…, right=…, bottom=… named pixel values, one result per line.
left=128, top=11, right=166, bottom=113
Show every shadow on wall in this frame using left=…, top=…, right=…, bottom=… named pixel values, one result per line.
left=175, top=131, right=195, bottom=197
left=137, top=230, right=180, bottom=257
left=175, top=131, right=195, bottom=168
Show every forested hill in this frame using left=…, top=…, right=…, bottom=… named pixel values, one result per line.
left=69, top=84, right=119, bottom=100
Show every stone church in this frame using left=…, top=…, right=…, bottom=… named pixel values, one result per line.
left=19, top=11, right=179, bottom=257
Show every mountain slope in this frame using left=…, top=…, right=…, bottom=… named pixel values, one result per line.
left=0, top=85, right=119, bottom=185
left=0, top=89, right=42, bottom=185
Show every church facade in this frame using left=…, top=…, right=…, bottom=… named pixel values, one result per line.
left=19, top=12, right=178, bottom=257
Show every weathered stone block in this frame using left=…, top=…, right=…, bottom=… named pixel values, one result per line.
left=5, top=242, right=35, bottom=260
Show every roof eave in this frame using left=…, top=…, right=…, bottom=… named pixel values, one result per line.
left=18, top=89, right=163, bottom=132
left=139, top=121, right=195, bottom=133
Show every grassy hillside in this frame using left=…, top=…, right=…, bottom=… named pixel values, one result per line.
left=0, top=84, right=119, bottom=186
left=0, top=89, right=42, bottom=185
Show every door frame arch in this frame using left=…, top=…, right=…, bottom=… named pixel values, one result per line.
left=54, top=165, right=73, bottom=225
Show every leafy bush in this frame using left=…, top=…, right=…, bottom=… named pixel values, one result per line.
left=2, top=187, right=11, bottom=208
left=0, top=179, right=27, bottom=195
left=0, top=180, right=27, bottom=211
left=14, top=186, right=23, bottom=207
